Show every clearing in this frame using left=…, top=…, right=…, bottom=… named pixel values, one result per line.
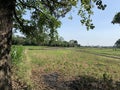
left=12, top=46, right=120, bottom=90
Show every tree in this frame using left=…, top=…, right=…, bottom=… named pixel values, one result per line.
left=112, top=13, right=120, bottom=49
left=0, top=0, right=106, bottom=89
left=114, top=39, right=120, bottom=48
left=12, top=35, right=25, bottom=45
left=0, top=1, right=15, bottom=89
left=69, top=40, right=78, bottom=47
left=112, top=12, right=120, bottom=24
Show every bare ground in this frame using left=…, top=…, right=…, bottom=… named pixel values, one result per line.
left=11, top=66, right=120, bottom=90
left=31, top=68, right=120, bottom=90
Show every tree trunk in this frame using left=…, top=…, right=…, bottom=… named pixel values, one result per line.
left=0, top=0, right=15, bottom=89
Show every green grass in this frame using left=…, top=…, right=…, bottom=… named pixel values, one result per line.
left=26, top=46, right=120, bottom=81
left=11, top=45, right=24, bottom=65
left=11, top=45, right=33, bottom=87
left=12, top=46, right=120, bottom=89
left=79, top=47, right=120, bottom=57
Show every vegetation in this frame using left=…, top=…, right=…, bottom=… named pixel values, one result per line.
left=12, top=35, right=81, bottom=47
left=114, top=39, right=120, bottom=48
left=11, top=46, right=32, bottom=89
left=11, top=46, right=120, bottom=89
left=112, top=12, right=120, bottom=24
left=11, top=45, right=24, bottom=65
left=78, top=47, right=120, bottom=58
left=2, top=0, right=120, bottom=89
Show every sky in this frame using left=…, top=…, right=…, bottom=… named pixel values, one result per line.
left=16, top=0, right=120, bottom=46
left=57, top=0, right=120, bottom=46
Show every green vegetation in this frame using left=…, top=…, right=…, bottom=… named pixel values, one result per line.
left=11, top=46, right=32, bottom=89
left=114, top=39, right=120, bottom=48
left=78, top=47, right=120, bottom=59
left=11, top=45, right=24, bottom=65
left=12, top=35, right=80, bottom=47
left=12, top=46, right=120, bottom=89
left=29, top=46, right=120, bottom=80
left=0, top=0, right=107, bottom=88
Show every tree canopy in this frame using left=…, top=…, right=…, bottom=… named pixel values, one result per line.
left=12, top=0, right=107, bottom=45
left=112, top=12, right=120, bottom=24
left=114, top=39, right=120, bottom=48
left=13, top=0, right=106, bottom=36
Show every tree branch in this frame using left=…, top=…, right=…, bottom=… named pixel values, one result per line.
left=18, top=0, right=54, bottom=23
left=13, top=7, right=24, bottom=30
left=18, top=0, right=44, bottom=15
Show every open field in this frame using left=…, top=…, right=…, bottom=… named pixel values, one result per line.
left=78, top=47, right=120, bottom=59
left=12, top=46, right=120, bottom=90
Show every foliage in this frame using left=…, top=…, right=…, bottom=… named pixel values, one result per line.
left=79, top=0, right=106, bottom=30
left=114, top=39, right=120, bottom=48
left=0, top=0, right=107, bottom=89
left=14, top=0, right=76, bottom=38
left=12, top=35, right=25, bottom=45
left=11, top=0, right=107, bottom=49
left=11, top=45, right=33, bottom=89
left=12, top=35, right=81, bottom=47
left=69, top=40, right=78, bottom=46
left=11, top=45, right=24, bottom=65
left=112, top=12, right=120, bottom=24
left=13, top=0, right=106, bottom=38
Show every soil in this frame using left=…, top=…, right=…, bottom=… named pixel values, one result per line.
left=12, top=67, right=120, bottom=90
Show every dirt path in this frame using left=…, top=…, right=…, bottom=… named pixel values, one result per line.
left=24, top=49, right=32, bottom=82
left=77, top=50, right=120, bottom=60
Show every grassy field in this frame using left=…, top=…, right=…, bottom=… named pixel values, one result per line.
left=12, top=46, right=120, bottom=90
left=78, top=47, right=120, bottom=58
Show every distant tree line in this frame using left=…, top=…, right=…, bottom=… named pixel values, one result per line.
left=12, top=35, right=80, bottom=47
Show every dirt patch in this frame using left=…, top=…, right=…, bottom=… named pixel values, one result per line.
left=12, top=67, right=120, bottom=90
left=31, top=69, right=120, bottom=90
left=12, top=77, right=31, bottom=90
left=43, top=72, right=70, bottom=90
left=11, top=72, right=31, bottom=90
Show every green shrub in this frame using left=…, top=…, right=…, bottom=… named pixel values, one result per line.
left=11, top=45, right=24, bottom=65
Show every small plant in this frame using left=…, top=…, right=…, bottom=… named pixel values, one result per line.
left=99, top=73, right=114, bottom=89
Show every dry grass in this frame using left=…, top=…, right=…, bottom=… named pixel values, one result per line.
left=27, top=46, right=120, bottom=81
left=13, top=46, right=120, bottom=89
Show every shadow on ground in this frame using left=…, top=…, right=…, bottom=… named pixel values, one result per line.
left=43, top=72, right=120, bottom=90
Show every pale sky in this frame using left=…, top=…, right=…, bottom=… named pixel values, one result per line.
left=58, top=0, right=120, bottom=46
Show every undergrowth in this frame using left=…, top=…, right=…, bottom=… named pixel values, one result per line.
left=11, top=45, right=24, bottom=65
left=11, top=45, right=32, bottom=89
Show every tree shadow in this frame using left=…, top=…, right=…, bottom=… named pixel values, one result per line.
left=43, top=72, right=120, bottom=90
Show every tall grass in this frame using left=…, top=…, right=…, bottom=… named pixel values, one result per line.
left=11, top=45, right=32, bottom=89
left=11, top=45, right=24, bottom=65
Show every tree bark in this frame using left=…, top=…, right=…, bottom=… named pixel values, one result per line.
left=0, top=0, right=15, bottom=89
